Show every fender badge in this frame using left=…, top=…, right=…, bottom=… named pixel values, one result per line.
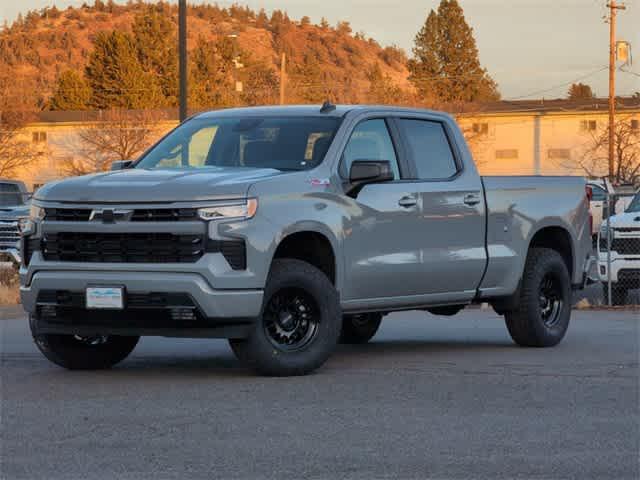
left=308, top=178, right=330, bottom=187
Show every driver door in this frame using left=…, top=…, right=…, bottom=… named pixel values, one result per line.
left=341, top=119, right=425, bottom=302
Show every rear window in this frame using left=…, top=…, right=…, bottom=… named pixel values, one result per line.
left=137, top=116, right=342, bottom=172
left=398, top=119, right=458, bottom=180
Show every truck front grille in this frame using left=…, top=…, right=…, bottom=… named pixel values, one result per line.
left=600, top=236, right=640, bottom=255
left=36, top=233, right=247, bottom=268
left=44, top=208, right=198, bottom=222
left=0, top=221, right=20, bottom=248
left=41, top=232, right=205, bottom=263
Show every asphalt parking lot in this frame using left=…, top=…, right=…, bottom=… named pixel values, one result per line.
left=1, top=308, right=638, bottom=480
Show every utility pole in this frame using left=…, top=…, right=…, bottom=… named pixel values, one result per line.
left=607, top=1, right=626, bottom=180
left=279, top=53, right=286, bottom=105
left=178, top=0, right=188, bottom=123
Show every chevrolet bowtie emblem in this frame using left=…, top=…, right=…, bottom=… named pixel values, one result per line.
left=89, top=209, right=134, bottom=223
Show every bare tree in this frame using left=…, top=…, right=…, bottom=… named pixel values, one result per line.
left=61, top=109, right=165, bottom=176
left=572, top=117, right=640, bottom=185
left=0, top=69, right=40, bottom=178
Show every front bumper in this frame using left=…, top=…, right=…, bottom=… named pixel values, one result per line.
left=21, top=270, right=263, bottom=338
left=597, top=253, right=640, bottom=283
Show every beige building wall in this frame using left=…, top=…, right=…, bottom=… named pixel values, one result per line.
left=458, top=110, right=640, bottom=178
left=15, top=120, right=177, bottom=191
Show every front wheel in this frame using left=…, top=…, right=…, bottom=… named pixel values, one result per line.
left=504, top=248, right=572, bottom=347
left=30, top=316, right=139, bottom=370
left=229, top=259, right=341, bottom=376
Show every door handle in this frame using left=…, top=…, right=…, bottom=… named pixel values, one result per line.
left=398, top=196, right=418, bottom=208
left=463, top=193, right=481, bottom=206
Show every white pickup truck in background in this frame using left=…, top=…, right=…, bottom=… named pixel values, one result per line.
left=598, top=192, right=640, bottom=304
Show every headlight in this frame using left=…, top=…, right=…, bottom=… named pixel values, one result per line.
left=197, top=199, right=258, bottom=222
left=29, top=204, right=45, bottom=221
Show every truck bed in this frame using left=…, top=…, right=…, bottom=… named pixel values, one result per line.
left=479, top=176, right=592, bottom=298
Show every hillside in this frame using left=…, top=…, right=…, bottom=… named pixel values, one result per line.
left=0, top=1, right=412, bottom=110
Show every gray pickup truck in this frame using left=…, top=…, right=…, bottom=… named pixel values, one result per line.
left=21, top=105, right=593, bottom=376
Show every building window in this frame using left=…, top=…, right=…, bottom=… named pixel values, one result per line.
left=631, top=119, right=639, bottom=131
left=495, top=149, right=519, bottom=160
left=580, top=120, right=597, bottom=132
left=31, top=131, right=47, bottom=143
left=472, top=123, right=489, bottom=135
left=548, top=148, right=571, bottom=160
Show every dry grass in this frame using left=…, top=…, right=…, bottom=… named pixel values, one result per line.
left=0, top=267, right=20, bottom=305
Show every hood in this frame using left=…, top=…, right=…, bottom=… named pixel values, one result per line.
left=0, top=202, right=30, bottom=220
left=35, top=167, right=284, bottom=204
left=608, top=210, right=640, bottom=228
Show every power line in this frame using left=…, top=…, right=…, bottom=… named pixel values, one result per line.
left=507, top=66, right=609, bottom=100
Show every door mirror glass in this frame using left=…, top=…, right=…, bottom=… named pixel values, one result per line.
left=349, top=160, right=394, bottom=184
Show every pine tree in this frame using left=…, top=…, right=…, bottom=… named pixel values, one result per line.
left=189, top=36, right=236, bottom=108
left=568, top=83, right=595, bottom=100
left=85, top=30, right=162, bottom=109
left=132, top=6, right=178, bottom=106
left=242, top=61, right=279, bottom=106
left=256, top=9, right=269, bottom=28
left=408, top=0, right=499, bottom=104
left=367, top=63, right=404, bottom=105
left=49, top=70, right=91, bottom=110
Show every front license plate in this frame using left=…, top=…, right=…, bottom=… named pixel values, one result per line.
left=86, top=287, right=124, bottom=310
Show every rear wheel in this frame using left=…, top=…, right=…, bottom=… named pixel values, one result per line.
left=30, top=316, right=139, bottom=370
left=229, top=259, right=341, bottom=376
left=504, top=248, right=572, bottom=347
left=340, top=313, right=382, bottom=344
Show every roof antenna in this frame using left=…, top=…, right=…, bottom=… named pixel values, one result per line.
left=320, top=100, right=336, bottom=114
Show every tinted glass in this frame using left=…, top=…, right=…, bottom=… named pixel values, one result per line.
left=0, top=183, right=23, bottom=207
left=626, top=193, right=640, bottom=213
left=137, top=116, right=341, bottom=171
left=589, top=184, right=607, bottom=201
left=399, top=119, right=458, bottom=180
left=342, top=119, right=400, bottom=180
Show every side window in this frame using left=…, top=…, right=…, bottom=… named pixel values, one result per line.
left=399, top=119, right=458, bottom=180
left=589, top=185, right=607, bottom=202
left=342, top=119, right=400, bottom=180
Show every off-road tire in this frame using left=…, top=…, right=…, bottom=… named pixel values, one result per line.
left=229, top=259, right=341, bottom=376
left=30, top=316, right=139, bottom=370
left=340, top=313, right=382, bottom=344
left=504, top=248, right=572, bottom=347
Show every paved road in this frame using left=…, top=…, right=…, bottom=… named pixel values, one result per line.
left=1, top=309, right=638, bottom=480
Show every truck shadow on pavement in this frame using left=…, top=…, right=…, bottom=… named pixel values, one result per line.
left=97, top=338, right=517, bottom=378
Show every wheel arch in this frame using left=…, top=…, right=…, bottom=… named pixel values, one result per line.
left=527, top=225, right=574, bottom=278
left=270, top=225, right=342, bottom=288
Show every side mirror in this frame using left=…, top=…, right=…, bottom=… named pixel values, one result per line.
left=346, top=160, right=394, bottom=197
left=111, top=160, right=133, bottom=171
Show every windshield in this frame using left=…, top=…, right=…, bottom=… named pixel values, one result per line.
left=625, top=193, right=640, bottom=213
left=136, top=116, right=342, bottom=171
left=0, top=183, right=25, bottom=207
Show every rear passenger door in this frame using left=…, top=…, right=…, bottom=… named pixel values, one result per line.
left=394, top=117, right=487, bottom=300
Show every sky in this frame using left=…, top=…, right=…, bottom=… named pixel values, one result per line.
left=1, top=0, right=638, bottom=99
